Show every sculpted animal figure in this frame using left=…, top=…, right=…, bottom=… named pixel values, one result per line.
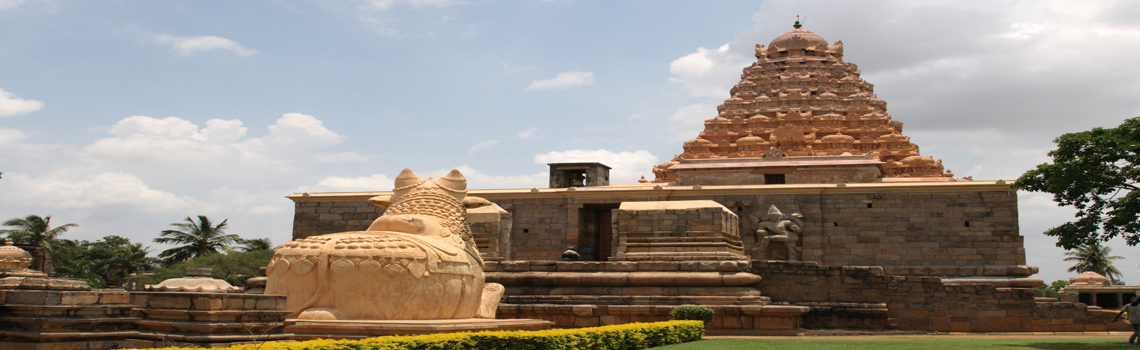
left=264, top=169, right=494, bottom=320
left=750, top=204, right=804, bottom=261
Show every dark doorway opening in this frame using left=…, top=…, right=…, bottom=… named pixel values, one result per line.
left=579, top=204, right=619, bottom=261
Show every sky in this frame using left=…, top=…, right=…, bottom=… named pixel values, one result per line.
left=1, top=0, right=1139, bottom=284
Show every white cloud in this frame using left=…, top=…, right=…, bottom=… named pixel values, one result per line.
left=534, top=149, right=660, bottom=184
left=424, top=165, right=547, bottom=190
left=312, top=152, right=373, bottom=163
left=243, top=113, right=345, bottom=152
left=154, top=34, right=258, bottom=57
left=82, top=113, right=346, bottom=183
left=516, top=127, right=538, bottom=140
left=0, top=128, right=26, bottom=146
left=0, top=113, right=349, bottom=248
left=668, top=44, right=751, bottom=98
left=296, top=174, right=394, bottom=193
left=525, top=71, right=595, bottom=91
left=364, top=0, right=459, bottom=10
left=1, top=171, right=192, bottom=212
left=666, top=102, right=718, bottom=142
left=0, top=0, right=28, bottom=10
left=0, top=88, right=44, bottom=117
left=468, top=140, right=499, bottom=153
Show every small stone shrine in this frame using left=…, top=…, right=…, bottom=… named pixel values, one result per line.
left=0, top=241, right=138, bottom=349
left=1059, top=271, right=1140, bottom=309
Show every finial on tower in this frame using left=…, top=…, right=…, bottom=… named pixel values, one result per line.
left=794, top=15, right=802, bottom=29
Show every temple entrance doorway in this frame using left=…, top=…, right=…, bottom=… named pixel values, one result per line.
left=579, top=204, right=619, bottom=261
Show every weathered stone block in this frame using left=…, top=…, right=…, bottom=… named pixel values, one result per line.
left=149, top=295, right=191, bottom=309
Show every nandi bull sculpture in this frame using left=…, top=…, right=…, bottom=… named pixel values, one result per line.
left=265, top=169, right=501, bottom=320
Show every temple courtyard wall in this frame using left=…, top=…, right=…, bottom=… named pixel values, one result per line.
left=285, top=180, right=1129, bottom=334
left=291, top=181, right=1027, bottom=274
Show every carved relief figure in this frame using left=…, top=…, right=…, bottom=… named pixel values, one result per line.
left=265, top=169, right=499, bottom=320
left=750, top=205, right=803, bottom=261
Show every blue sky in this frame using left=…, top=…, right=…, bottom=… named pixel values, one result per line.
left=1, top=0, right=1139, bottom=283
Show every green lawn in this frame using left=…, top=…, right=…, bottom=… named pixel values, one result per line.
left=651, top=337, right=1135, bottom=349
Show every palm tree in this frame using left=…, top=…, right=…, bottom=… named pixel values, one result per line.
left=1, top=214, right=77, bottom=251
left=238, top=238, right=273, bottom=252
left=1064, top=242, right=1125, bottom=282
left=154, top=216, right=241, bottom=265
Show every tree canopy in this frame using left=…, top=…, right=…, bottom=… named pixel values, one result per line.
left=238, top=238, right=273, bottom=252
left=1, top=214, right=77, bottom=251
left=1013, top=117, right=1140, bottom=249
left=53, top=236, right=158, bottom=288
left=1063, top=242, right=1125, bottom=283
left=154, top=215, right=241, bottom=266
left=131, top=249, right=273, bottom=288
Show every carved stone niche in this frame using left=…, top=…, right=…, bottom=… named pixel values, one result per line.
left=750, top=205, right=804, bottom=261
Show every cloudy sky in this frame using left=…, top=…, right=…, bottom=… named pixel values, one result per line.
left=1, top=0, right=1138, bottom=283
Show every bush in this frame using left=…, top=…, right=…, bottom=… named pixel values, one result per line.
left=143, top=320, right=704, bottom=350
left=669, top=305, right=715, bottom=324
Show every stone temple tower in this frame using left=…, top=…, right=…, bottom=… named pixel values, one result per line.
left=653, top=21, right=955, bottom=185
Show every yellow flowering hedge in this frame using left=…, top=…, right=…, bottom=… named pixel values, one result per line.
left=146, top=320, right=703, bottom=350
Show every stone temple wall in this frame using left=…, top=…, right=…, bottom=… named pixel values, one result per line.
left=289, top=181, right=1026, bottom=276
left=752, top=261, right=1127, bottom=332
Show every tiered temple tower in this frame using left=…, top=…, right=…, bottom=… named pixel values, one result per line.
left=653, top=21, right=954, bottom=185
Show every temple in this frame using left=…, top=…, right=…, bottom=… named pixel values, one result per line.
left=653, top=21, right=955, bottom=186
left=281, top=22, right=1129, bottom=335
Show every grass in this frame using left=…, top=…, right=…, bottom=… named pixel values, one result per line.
left=650, top=336, right=1136, bottom=349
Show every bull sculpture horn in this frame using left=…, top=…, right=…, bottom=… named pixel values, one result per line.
left=394, top=168, right=425, bottom=190
left=436, top=169, right=468, bottom=199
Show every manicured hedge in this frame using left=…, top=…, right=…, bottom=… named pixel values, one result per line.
left=146, top=320, right=703, bottom=350
left=669, top=306, right=715, bottom=324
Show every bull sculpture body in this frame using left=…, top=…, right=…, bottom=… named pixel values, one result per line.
left=264, top=169, right=495, bottom=320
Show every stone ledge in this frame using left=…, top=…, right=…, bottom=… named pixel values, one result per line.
left=487, top=271, right=762, bottom=286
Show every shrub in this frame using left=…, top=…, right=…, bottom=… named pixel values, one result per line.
left=142, top=320, right=703, bottom=350
left=669, top=305, right=715, bottom=324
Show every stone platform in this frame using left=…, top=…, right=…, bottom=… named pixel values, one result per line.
left=284, top=318, right=555, bottom=340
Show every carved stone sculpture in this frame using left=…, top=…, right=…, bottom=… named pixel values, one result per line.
left=265, top=169, right=497, bottom=320
left=145, top=267, right=242, bottom=293
left=750, top=205, right=803, bottom=261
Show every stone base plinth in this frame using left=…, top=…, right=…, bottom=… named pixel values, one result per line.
left=129, top=292, right=291, bottom=348
left=611, top=201, right=745, bottom=261
left=0, top=288, right=139, bottom=350
left=284, top=318, right=555, bottom=340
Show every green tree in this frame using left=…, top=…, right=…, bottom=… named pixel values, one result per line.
left=154, top=216, right=241, bottom=266
left=52, top=236, right=158, bottom=288
left=0, top=214, right=77, bottom=252
left=130, top=250, right=273, bottom=288
left=1013, top=117, right=1140, bottom=249
left=1034, top=280, right=1070, bottom=299
left=1064, top=242, right=1125, bottom=283
left=238, top=238, right=273, bottom=252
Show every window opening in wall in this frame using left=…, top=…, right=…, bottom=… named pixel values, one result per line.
left=833, top=222, right=838, bottom=227
left=764, top=174, right=786, bottom=184
left=965, top=221, right=970, bottom=227
left=866, top=203, right=873, bottom=208
left=737, top=206, right=743, bottom=212
left=566, top=171, right=586, bottom=187
left=522, top=229, right=529, bottom=233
